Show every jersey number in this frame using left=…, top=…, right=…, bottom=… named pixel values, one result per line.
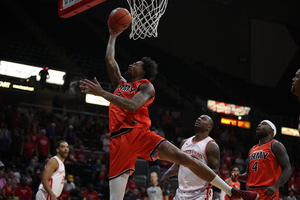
left=251, top=161, right=259, bottom=172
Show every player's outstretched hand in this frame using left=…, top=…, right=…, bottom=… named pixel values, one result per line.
left=107, top=21, right=123, bottom=37
left=79, top=77, right=104, bottom=96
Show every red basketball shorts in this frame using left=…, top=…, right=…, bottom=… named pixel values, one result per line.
left=248, top=188, right=279, bottom=200
left=109, top=127, right=166, bottom=179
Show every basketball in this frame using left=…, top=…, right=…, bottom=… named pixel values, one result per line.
left=108, top=8, right=132, bottom=32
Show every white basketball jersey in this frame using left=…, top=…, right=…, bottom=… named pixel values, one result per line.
left=178, top=136, right=214, bottom=192
left=39, top=156, right=65, bottom=197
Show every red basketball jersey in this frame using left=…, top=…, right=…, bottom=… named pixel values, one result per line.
left=109, top=79, right=154, bottom=134
left=246, top=139, right=282, bottom=188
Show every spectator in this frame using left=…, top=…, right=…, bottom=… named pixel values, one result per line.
left=29, top=117, right=40, bottom=143
left=15, top=177, right=32, bottom=200
left=82, top=183, right=100, bottom=200
left=220, top=129, right=230, bottom=149
left=126, top=176, right=138, bottom=197
left=64, top=125, right=76, bottom=148
left=234, top=153, right=245, bottom=173
left=0, top=122, right=11, bottom=161
left=73, top=176, right=83, bottom=198
left=0, top=170, right=6, bottom=190
left=28, top=128, right=40, bottom=147
left=22, top=108, right=35, bottom=134
left=168, top=190, right=175, bottom=200
left=228, top=131, right=237, bottom=151
left=162, top=110, right=173, bottom=137
left=36, top=129, right=50, bottom=163
left=295, top=172, right=300, bottom=192
left=287, top=191, right=297, bottom=200
left=66, top=147, right=77, bottom=163
left=23, top=171, right=33, bottom=187
left=75, top=144, right=87, bottom=163
left=2, top=178, right=14, bottom=199
left=100, top=131, right=109, bottom=160
left=21, top=135, right=35, bottom=165
left=92, top=159, right=102, bottom=174
left=10, top=127, right=23, bottom=164
left=8, top=108, right=23, bottom=131
left=65, top=175, right=76, bottom=193
left=128, top=188, right=142, bottom=200
left=235, top=142, right=245, bottom=156
left=219, top=163, right=230, bottom=181
left=221, top=149, right=233, bottom=169
left=31, top=167, right=42, bottom=195
left=26, top=158, right=38, bottom=173
left=288, top=177, right=298, bottom=195
left=82, top=120, right=94, bottom=135
left=0, top=162, right=5, bottom=177
left=58, top=183, right=71, bottom=200
left=11, top=166, right=21, bottom=187
left=97, top=165, right=108, bottom=196
left=45, top=122, right=57, bottom=154
left=174, top=112, right=184, bottom=139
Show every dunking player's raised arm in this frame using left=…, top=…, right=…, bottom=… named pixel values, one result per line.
left=105, top=25, right=125, bottom=88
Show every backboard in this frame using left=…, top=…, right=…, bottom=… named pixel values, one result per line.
left=58, top=0, right=106, bottom=18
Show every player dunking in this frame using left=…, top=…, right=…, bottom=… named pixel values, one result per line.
left=232, top=120, right=291, bottom=200
left=160, top=115, right=220, bottom=200
left=79, top=25, right=259, bottom=200
left=36, top=140, right=69, bottom=200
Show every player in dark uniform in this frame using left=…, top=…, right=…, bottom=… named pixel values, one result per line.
left=232, top=120, right=291, bottom=200
left=79, top=23, right=259, bottom=200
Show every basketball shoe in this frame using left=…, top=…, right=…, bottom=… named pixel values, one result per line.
left=230, top=188, right=259, bottom=200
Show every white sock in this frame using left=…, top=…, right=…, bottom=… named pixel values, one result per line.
left=109, top=173, right=129, bottom=200
left=210, top=175, right=232, bottom=196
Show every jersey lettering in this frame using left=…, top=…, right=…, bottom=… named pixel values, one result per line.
left=251, top=161, right=259, bottom=172
left=249, top=151, right=269, bottom=161
left=116, top=84, right=136, bottom=93
left=183, top=150, right=204, bottom=160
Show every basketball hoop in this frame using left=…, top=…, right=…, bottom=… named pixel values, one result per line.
left=126, top=0, right=168, bottom=40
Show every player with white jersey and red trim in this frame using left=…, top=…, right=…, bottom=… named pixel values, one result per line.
left=36, top=140, right=69, bottom=200
left=160, top=115, right=220, bottom=200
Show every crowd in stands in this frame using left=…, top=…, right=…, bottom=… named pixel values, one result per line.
left=0, top=99, right=298, bottom=200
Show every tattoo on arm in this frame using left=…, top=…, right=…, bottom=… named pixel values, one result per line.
left=159, top=142, right=171, bottom=151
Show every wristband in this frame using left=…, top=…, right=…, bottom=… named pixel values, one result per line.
left=164, top=172, right=169, bottom=176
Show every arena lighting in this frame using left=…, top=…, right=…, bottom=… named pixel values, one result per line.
left=207, top=100, right=251, bottom=116
left=0, top=81, right=34, bottom=91
left=281, top=127, right=299, bottom=137
left=85, top=94, right=110, bottom=106
left=0, top=60, right=65, bottom=85
left=220, top=117, right=251, bottom=129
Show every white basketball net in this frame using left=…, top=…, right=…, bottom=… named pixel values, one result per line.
left=127, top=0, right=168, bottom=40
